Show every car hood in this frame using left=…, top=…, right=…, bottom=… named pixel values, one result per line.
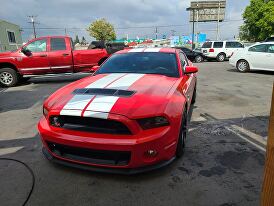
left=0, top=51, right=13, bottom=58
left=45, top=73, right=178, bottom=119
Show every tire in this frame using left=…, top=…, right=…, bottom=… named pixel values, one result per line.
left=0, top=68, right=19, bottom=87
left=191, top=84, right=197, bottom=105
left=176, top=110, right=188, bottom=158
left=195, top=55, right=203, bottom=63
left=236, top=60, right=250, bottom=73
left=217, top=53, right=226, bottom=62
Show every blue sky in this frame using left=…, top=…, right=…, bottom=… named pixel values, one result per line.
left=0, top=0, right=250, bottom=42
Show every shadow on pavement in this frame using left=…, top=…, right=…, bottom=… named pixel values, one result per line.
left=0, top=112, right=268, bottom=206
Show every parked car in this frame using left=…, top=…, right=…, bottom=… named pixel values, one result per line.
left=176, top=47, right=206, bottom=63
left=201, top=41, right=244, bottom=62
left=88, top=41, right=128, bottom=54
left=265, top=36, right=274, bottom=42
left=38, top=48, right=198, bottom=174
left=0, top=36, right=117, bottom=87
left=229, top=42, right=274, bottom=72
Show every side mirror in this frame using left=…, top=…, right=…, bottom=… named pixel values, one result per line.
left=91, top=65, right=100, bottom=72
left=21, top=48, right=32, bottom=56
left=185, top=66, right=198, bottom=74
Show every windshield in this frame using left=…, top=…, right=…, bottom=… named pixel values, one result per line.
left=97, top=52, right=179, bottom=77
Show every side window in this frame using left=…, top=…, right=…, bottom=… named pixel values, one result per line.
left=213, top=42, right=223, bottom=48
left=234, top=42, right=244, bottom=48
left=25, top=39, right=47, bottom=52
left=248, top=44, right=267, bottom=53
left=182, top=48, right=191, bottom=53
left=50, top=38, right=66, bottom=51
left=202, top=42, right=212, bottom=48
left=7, top=31, right=16, bottom=43
left=179, top=53, right=187, bottom=70
left=267, top=45, right=274, bottom=53
left=225, top=42, right=233, bottom=48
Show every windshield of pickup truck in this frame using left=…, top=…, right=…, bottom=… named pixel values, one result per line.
left=97, top=52, right=179, bottom=77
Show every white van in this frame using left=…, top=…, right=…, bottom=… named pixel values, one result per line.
left=201, top=41, right=244, bottom=62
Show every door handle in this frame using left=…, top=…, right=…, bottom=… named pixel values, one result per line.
left=39, top=54, right=47, bottom=57
left=62, top=53, right=69, bottom=56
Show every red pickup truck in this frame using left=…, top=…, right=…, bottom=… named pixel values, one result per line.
left=0, top=36, right=112, bottom=87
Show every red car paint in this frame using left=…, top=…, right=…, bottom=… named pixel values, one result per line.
left=0, top=36, right=109, bottom=76
left=38, top=48, right=198, bottom=172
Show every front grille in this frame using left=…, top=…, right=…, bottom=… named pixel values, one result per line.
left=50, top=115, right=132, bottom=135
left=47, top=141, right=131, bottom=166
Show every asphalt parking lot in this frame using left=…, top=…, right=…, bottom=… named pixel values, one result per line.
left=0, top=62, right=273, bottom=206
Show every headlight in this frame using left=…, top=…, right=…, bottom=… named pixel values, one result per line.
left=137, top=116, right=169, bottom=130
left=43, top=107, right=49, bottom=118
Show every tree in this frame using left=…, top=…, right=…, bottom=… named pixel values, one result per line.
left=74, top=35, right=80, bottom=44
left=240, top=0, right=274, bottom=41
left=81, top=36, right=87, bottom=45
left=87, top=18, right=116, bottom=41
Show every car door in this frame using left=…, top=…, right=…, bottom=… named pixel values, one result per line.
left=225, top=42, right=244, bottom=57
left=265, top=44, right=274, bottom=71
left=48, top=37, right=73, bottom=73
left=246, top=44, right=269, bottom=70
left=18, top=38, right=50, bottom=74
left=179, top=52, right=195, bottom=107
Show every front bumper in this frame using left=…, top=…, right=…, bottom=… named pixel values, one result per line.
left=42, top=147, right=175, bottom=174
left=38, top=116, right=179, bottom=172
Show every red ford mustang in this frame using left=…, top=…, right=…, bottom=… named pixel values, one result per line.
left=38, top=48, right=198, bottom=174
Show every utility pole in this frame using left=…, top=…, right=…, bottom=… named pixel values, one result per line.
left=28, top=15, right=38, bottom=38
left=216, top=1, right=221, bottom=40
left=155, top=27, right=158, bottom=40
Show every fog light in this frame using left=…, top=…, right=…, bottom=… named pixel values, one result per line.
left=145, top=150, right=158, bottom=157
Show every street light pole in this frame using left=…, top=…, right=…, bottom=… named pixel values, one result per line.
left=187, top=7, right=196, bottom=50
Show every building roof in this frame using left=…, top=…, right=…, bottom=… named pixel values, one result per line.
left=0, top=19, right=20, bottom=27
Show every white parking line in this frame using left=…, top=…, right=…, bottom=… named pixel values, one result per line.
left=226, top=126, right=266, bottom=152
left=231, top=125, right=267, bottom=146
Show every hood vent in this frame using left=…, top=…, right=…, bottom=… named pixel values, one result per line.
left=73, top=88, right=136, bottom=97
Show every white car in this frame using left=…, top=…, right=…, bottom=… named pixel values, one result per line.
left=229, top=42, right=274, bottom=72
left=201, top=41, right=244, bottom=62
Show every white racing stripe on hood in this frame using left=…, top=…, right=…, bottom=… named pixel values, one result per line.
left=83, top=74, right=145, bottom=118
left=60, top=73, right=125, bottom=115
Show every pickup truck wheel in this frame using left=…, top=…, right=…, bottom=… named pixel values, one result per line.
left=217, top=53, right=226, bottom=62
left=0, top=68, right=19, bottom=87
left=176, top=110, right=188, bottom=158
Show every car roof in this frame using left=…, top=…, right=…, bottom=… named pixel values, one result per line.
left=116, top=47, right=177, bottom=54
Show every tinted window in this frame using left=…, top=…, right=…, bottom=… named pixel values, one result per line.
left=181, top=47, right=191, bottom=53
left=7, top=31, right=16, bottom=43
left=265, top=37, right=274, bottom=42
left=50, top=38, right=66, bottom=51
left=226, top=42, right=244, bottom=48
left=267, top=44, right=274, bottom=53
left=98, top=52, right=179, bottom=78
left=213, top=42, right=223, bottom=48
left=202, top=42, right=212, bottom=48
left=248, top=44, right=267, bottom=53
left=25, top=39, right=47, bottom=52
left=179, top=52, right=187, bottom=69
